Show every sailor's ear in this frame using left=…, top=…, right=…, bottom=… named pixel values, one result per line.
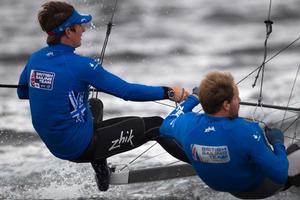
left=223, top=100, right=230, bottom=111
left=65, top=28, right=72, bottom=38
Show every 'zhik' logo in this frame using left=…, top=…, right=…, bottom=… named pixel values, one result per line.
left=109, top=129, right=134, bottom=151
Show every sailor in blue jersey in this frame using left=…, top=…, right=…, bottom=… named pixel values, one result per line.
left=17, top=1, right=190, bottom=192
left=160, top=71, right=300, bottom=199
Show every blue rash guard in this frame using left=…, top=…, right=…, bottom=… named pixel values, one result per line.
left=160, top=95, right=288, bottom=193
left=17, top=44, right=165, bottom=160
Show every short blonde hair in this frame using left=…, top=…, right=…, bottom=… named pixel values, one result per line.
left=199, top=71, right=235, bottom=114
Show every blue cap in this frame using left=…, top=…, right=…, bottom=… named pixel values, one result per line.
left=47, top=10, right=92, bottom=35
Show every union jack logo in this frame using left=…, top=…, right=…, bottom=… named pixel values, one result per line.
left=30, top=71, right=36, bottom=86
left=69, top=91, right=86, bottom=123
left=191, top=144, right=200, bottom=161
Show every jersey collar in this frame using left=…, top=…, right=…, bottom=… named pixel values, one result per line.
left=204, top=114, right=232, bottom=122
left=49, top=43, right=75, bottom=52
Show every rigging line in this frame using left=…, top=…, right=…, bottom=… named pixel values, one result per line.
left=243, top=117, right=266, bottom=125
left=282, top=114, right=300, bottom=133
left=126, top=152, right=167, bottom=166
left=251, top=0, right=273, bottom=87
left=237, top=35, right=300, bottom=85
left=262, top=101, right=300, bottom=117
left=251, top=102, right=259, bottom=121
left=273, top=114, right=298, bottom=125
left=252, top=0, right=273, bottom=104
left=260, top=103, right=265, bottom=122
left=292, top=119, right=299, bottom=144
left=239, top=101, right=300, bottom=112
left=250, top=102, right=266, bottom=123
left=120, top=142, right=158, bottom=171
left=94, top=0, right=118, bottom=98
left=280, top=64, right=300, bottom=130
left=153, top=101, right=176, bottom=108
left=99, top=0, right=118, bottom=65
left=284, top=134, right=300, bottom=142
left=267, top=0, right=272, bottom=21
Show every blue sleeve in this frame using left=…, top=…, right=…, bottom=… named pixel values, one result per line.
left=17, top=63, right=29, bottom=99
left=242, top=125, right=288, bottom=184
left=160, top=95, right=200, bottom=142
left=74, top=58, right=165, bottom=101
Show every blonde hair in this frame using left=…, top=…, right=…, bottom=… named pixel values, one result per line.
left=199, top=71, right=235, bottom=114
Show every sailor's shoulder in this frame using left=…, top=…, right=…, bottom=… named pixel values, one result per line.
left=71, top=53, right=95, bottom=63
left=223, top=117, right=259, bottom=133
left=29, top=47, right=49, bottom=60
left=182, top=112, right=204, bottom=123
left=69, top=54, right=102, bottom=70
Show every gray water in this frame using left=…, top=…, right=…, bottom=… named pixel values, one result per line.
left=0, top=0, right=300, bottom=199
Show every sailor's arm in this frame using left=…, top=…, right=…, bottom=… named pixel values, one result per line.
left=17, top=64, right=29, bottom=99
left=160, top=95, right=200, bottom=139
left=76, top=59, right=187, bottom=102
left=248, top=127, right=288, bottom=184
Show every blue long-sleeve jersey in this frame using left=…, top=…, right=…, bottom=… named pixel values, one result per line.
left=160, top=95, right=288, bottom=193
left=17, top=44, right=166, bottom=160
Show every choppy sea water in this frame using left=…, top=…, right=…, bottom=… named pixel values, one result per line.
left=0, top=0, right=300, bottom=199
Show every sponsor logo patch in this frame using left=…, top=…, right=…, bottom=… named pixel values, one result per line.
left=109, top=129, right=134, bottom=151
left=191, top=144, right=230, bottom=163
left=204, top=126, right=216, bottom=133
left=89, top=62, right=99, bottom=70
left=30, top=70, right=55, bottom=90
left=169, top=105, right=185, bottom=127
left=253, top=134, right=261, bottom=141
left=46, top=51, right=54, bottom=57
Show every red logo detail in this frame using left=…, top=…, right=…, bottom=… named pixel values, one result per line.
left=30, top=71, right=36, bottom=86
left=192, top=145, right=197, bottom=161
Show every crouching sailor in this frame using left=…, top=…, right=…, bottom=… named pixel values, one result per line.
left=17, top=1, right=189, bottom=192
left=160, top=71, right=300, bottom=199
